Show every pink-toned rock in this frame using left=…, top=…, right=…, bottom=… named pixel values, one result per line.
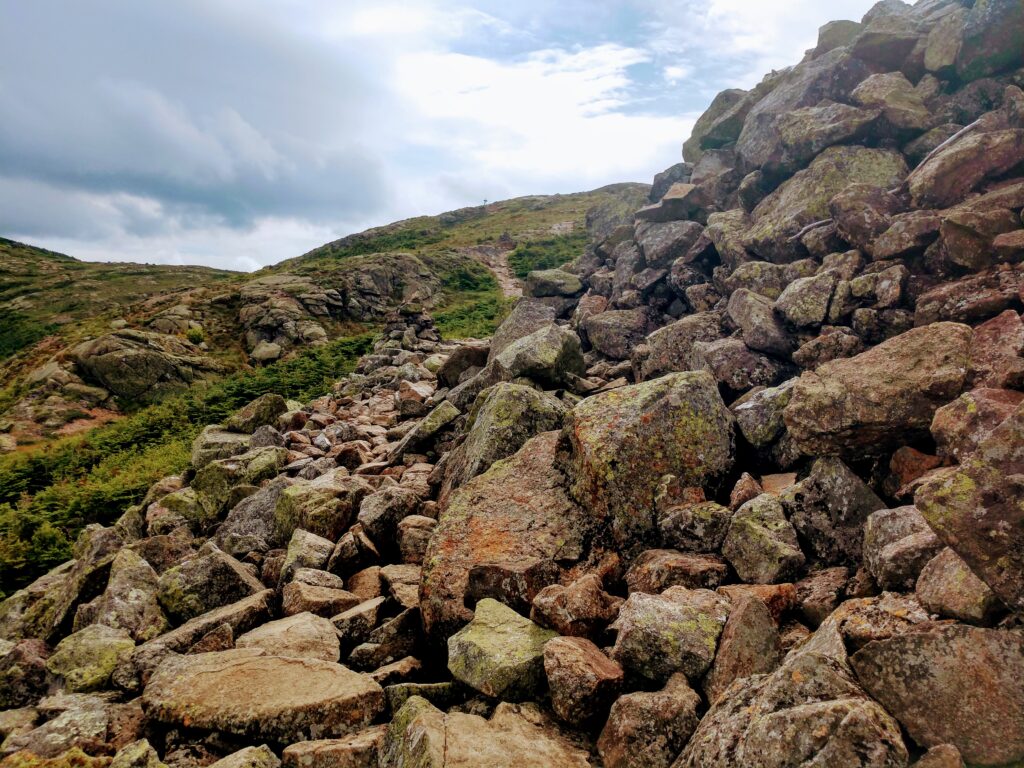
left=543, top=636, right=624, bottom=727
left=624, top=550, right=729, bottom=594
left=530, top=574, right=623, bottom=637
left=969, top=310, right=1024, bottom=388
left=931, top=387, right=1024, bottom=461
left=703, top=596, right=783, bottom=705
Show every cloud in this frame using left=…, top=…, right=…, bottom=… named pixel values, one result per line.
left=0, top=0, right=878, bottom=270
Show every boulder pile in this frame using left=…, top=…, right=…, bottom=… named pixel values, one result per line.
left=3, top=1, right=1024, bottom=766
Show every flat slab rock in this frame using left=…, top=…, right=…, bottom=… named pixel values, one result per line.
left=142, top=649, right=384, bottom=742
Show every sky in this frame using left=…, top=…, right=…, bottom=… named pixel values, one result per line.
left=0, top=0, right=879, bottom=272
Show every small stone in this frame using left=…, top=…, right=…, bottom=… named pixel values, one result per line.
left=281, top=728, right=385, bottom=768
left=207, top=746, right=280, bottom=768
left=530, top=574, right=624, bottom=637
left=543, top=636, right=624, bottom=727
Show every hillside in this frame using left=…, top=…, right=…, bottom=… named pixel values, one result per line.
left=0, top=185, right=648, bottom=450
left=2, top=1, right=1024, bottom=768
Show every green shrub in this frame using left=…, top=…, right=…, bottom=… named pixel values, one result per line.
left=434, top=292, right=511, bottom=340
left=0, top=309, right=56, bottom=361
left=185, top=327, right=204, bottom=344
left=0, top=330, right=374, bottom=595
left=507, top=231, right=588, bottom=279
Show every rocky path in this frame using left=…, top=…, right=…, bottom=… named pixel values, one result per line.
left=461, top=244, right=522, bottom=298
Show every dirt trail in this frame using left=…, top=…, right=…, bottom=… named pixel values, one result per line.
left=461, top=245, right=522, bottom=298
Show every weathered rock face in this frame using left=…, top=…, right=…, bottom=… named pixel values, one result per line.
left=721, top=494, right=805, bottom=584
left=785, top=323, right=972, bottom=458
left=439, top=383, right=567, bottom=502
left=916, top=401, right=1024, bottom=612
left=916, top=547, right=1003, bottom=626
left=142, top=649, right=384, bottom=742
left=744, top=146, right=908, bottom=263
left=610, top=587, right=730, bottom=684
left=678, top=648, right=909, bottom=767
left=70, top=330, right=222, bottom=402
left=851, top=625, right=1024, bottom=766
left=632, top=312, right=724, bottom=382
left=420, top=432, right=588, bottom=640
left=566, top=371, right=734, bottom=549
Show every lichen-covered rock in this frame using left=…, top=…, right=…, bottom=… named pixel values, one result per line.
left=142, top=649, right=384, bottom=742
left=915, top=401, right=1024, bottom=612
left=191, top=447, right=288, bottom=520
left=969, top=310, right=1024, bottom=389
left=69, top=330, right=221, bottom=402
left=610, top=586, right=729, bottom=684
left=851, top=624, right=1024, bottom=766
left=955, top=0, right=1024, bottom=81
left=916, top=548, right=1003, bottom=626
left=909, top=129, right=1024, bottom=209
left=658, top=501, right=734, bottom=554
left=784, top=323, right=972, bottom=458
left=420, top=431, right=587, bottom=640
left=774, top=271, right=840, bottom=329
left=216, top=479, right=293, bottom=556
left=45, top=625, right=134, bottom=693
left=583, top=309, right=655, bottom=361
left=597, top=673, right=701, bottom=768
left=780, top=458, right=885, bottom=566
left=274, top=471, right=372, bottom=543
left=567, top=371, right=734, bottom=549
left=281, top=729, right=383, bottom=768
left=632, top=312, right=724, bottom=382
left=489, top=323, right=585, bottom=387
left=625, top=550, right=729, bottom=594
left=487, top=300, right=556, bottom=361
left=931, top=387, right=1024, bottom=462
left=107, top=739, right=166, bottom=768
left=73, top=549, right=168, bottom=643
left=378, top=697, right=590, bottom=768
left=191, top=427, right=253, bottom=470
left=744, top=146, right=908, bottom=263
left=727, top=290, right=794, bottom=356
left=0, top=639, right=51, bottom=709
left=543, top=636, right=623, bottom=727
left=863, top=506, right=942, bottom=591
left=446, top=599, right=556, bottom=701
left=678, top=646, right=908, bottom=767
left=524, top=269, right=583, bottom=298
left=731, top=379, right=795, bottom=449
left=851, top=72, right=930, bottom=135
left=439, top=383, right=566, bottom=502
left=634, top=220, right=704, bottom=268
left=207, top=746, right=279, bottom=768
left=721, top=494, right=804, bottom=585
left=224, top=394, right=288, bottom=435
left=156, top=543, right=264, bottom=625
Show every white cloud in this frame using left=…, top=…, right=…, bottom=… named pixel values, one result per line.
left=0, top=0, right=879, bottom=270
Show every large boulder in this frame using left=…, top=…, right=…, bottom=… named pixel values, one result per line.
left=543, top=636, right=623, bottom=727
left=489, top=323, right=585, bottom=387
left=446, top=599, right=556, bottom=701
left=488, top=300, right=557, bottom=361
left=235, top=613, right=340, bottom=662
left=566, top=371, right=734, bottom=549
left=915, top=400, right=1024, bottom=612
left=851, top=625, right=1024, bottom=766
left=632, top=312, right=724, bottom=382
left=863, top=506, right=941, bottom=591
left=610, top=587, right=730, bottom=684
left=69, top=329, right=221, bottom=402
left=379, top=697, right=590, bottom=768
left=744, top=146, right=908, bottom=263
left=916, top=547, right=1003, bottom=625
left=45, top=624, right=135, bottom=692
left=439, top=383, right=566, bottom=502
left=142, top=649, right=384, bottom=742
left=420, top=432, right=588, bottom=640
left=678, top=646, right=908, bottom=767
left=784, top=322, right=972, bottom=458
left=956, top=0, right=1024, bottom=80
left=224, top=394, right=288, bottom=434
left=721, top=495, right=805, bottom=584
